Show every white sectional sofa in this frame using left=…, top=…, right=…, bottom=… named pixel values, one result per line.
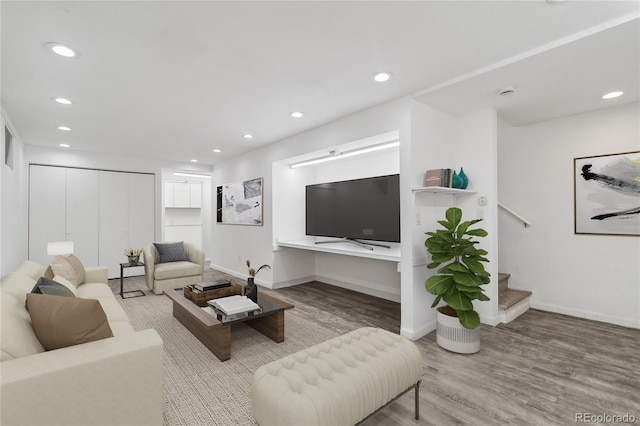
left=1, top=260, right=164, bottom=426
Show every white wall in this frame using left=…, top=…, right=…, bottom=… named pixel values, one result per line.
left=498, top=102, right=640, bottom=328
left=211, top=98, right=411, bottom=288
left=1, top=108, right=28, bottom=276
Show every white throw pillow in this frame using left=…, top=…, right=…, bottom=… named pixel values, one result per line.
left=53, top=275, right=79, bottom=297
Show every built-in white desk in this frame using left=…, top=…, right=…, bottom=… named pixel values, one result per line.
left=277, top=238, right=401, bottom=263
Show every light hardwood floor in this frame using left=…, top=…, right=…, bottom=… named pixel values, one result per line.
left=262, top=282, right=640, bottom=426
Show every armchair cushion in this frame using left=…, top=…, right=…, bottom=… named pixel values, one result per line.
left=26, top=293, right=114, bottom=351
left=154, top=261, right=202, bottom=280
left=153, top=241, right=186, bottom=263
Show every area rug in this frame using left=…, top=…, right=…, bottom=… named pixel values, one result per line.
left=111, top=272, right=354, bottom=426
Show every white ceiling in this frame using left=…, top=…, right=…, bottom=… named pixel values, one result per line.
left=2, top=1, right=639, bottom=166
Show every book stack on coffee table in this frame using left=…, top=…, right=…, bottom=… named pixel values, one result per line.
left=207, top=295, right=261, bottom=322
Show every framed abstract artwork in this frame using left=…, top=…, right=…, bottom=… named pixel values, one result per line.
left=216, top=177, right=263, bottom=225
left=574, top=151, right=640, bottom=236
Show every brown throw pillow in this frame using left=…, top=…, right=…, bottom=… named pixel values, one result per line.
left=26, top=293, right=114, bottom=351
left=43, top=265, right=54, bottom=280
left=49, top=254, right=86, bottom=286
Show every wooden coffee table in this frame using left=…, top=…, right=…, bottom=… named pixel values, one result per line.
left=164, top=288, right=294, bottom=361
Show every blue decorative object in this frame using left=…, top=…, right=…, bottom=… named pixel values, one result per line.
left=459, top=167, right=468, bottom=189
left=452, top=170, right=464, bottom=189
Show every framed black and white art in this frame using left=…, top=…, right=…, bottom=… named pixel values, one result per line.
left=574, top=151, right=640, bottom=236
left=216, top=177, right=263, bottom=226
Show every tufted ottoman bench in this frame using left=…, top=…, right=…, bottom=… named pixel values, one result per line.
left=251, top=327, right=423, bottom=425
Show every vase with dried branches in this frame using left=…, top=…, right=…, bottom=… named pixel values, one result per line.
left=245, top=260, right=270, bottom=302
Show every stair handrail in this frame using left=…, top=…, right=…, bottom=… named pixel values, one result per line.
left=498, top=201, right=532, bottom=228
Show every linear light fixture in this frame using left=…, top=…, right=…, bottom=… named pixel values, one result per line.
left=290, top=141, right=400, bottom=169
left=173, top=172, right=211, bottom=179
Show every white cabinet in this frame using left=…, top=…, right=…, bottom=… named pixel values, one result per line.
left=164, top=182, right=175, bottom=207
left=29, top=165, right=155, bottom=279
left=164, top=181, right=201, bottom=208
left=189, top=182, right=202, bottom=208
left=163, top=180, right=203, bottom=248
left=173, top=182, right=190, bottom=207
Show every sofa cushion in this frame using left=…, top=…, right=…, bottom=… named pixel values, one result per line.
left=1, top=292, right=45, bottom=361
left=109, top=320, right=136, bottom=337
left=0, top=272, right=37, bottom=301
left=26, top=293, right=114, bottom=351
left=76, top=282, right=117, bottom=299
left=31, top=277, right=76, bottom=298
left=153, top=242, right=186, bottom=263
left=50, top=254, right=86, bottom=286
left=154, top=261, right=202, bottom=280
left=14, top=260, right=46, bottom=281
left=90, top=297, right=130, bottom=323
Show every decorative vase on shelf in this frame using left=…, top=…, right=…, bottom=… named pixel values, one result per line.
left=245, top=277, right=258, bottom=302
left=459, top=167, right=468, bottom=189
left=451, top=170, right=464, bottom=189
left=128, top=255, right=140, bottom=265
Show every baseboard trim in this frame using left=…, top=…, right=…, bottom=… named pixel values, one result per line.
left=208, top=264, right=274, bottom=289
left=401, top=320, right=435, bottom=341
left=315, top=274, right=400, bottom=303
left=271, top=276, right=316, bottom=289
left=530, top=301, right=639, bottom=329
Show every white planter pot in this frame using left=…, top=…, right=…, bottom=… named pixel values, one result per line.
left=436, top=309, right=480, bottom=354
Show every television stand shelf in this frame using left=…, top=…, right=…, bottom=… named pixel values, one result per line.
left=277, top=238, right=401, bottom=263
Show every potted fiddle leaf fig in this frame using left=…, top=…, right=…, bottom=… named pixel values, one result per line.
left=424, top=207, right=490, bottom=353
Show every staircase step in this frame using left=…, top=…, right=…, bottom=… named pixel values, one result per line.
left=498, top=273, right=511, bottom=292
left=498, top=289, right=532, bottom=310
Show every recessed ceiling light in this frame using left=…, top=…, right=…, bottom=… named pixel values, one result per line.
left=55, top=98, right=72, bottom=105
left=372, top=72, right=392, bottom=82
left=59, top=143, right=71, bottom=148
left=48, top=43, right=76, bottom=58
left=212, top=149, right=221, bottom=153
left=602, top=91, right=623, bottom=99
left=243, top=134, right=254, bottom=139
left=57, top=126, right=71, bottom=131
left=290, top=111, right=304, bottom=118
left=190, top=159, right=198, bottom=163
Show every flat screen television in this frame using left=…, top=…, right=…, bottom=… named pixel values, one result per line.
left=305, top=174, right=400, bottom=244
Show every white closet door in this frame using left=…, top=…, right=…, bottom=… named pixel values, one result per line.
left=29, top=165, right=66, bottom=265
left=99, top=171, right=129, bottom=279
left=127, top=173, right=155, bottom=276
left=66, top=168, right=99, bottom=266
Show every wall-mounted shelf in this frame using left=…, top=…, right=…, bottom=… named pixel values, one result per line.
left=278, top=238, right=401, bottom=262
left=412, top=187, right=476, bottom=196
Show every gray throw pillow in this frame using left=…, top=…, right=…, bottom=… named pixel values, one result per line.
left=31, top=277, right=76, bottom=298
left=154, top=242, right=187, bottom=263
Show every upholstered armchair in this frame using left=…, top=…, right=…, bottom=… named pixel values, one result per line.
left=143, top=242, right=204, bottom=295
